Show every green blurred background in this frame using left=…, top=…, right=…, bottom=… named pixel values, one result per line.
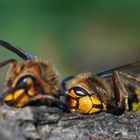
left=0, top=0, right=140, bottom=79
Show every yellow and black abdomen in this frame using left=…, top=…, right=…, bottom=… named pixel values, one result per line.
left=128, top=84, right=140, bottom=112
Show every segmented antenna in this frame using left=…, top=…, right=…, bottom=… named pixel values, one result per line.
left=0, top=40, right=32, bottom=60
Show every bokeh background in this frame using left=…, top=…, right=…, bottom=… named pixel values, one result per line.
left=0, top=1, right=140, bottom=80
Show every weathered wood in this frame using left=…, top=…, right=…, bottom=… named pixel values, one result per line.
left=0, top=106, right=139, bottom=140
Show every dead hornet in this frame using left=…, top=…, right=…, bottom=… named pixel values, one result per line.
left=0, top=40, right=66, bottom=109
left=62, top=61, right=140, bottom=115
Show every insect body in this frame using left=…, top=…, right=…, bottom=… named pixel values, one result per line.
left=63, top=63, right=140, bottom=115
left=0, top=40, right=65, bottom=108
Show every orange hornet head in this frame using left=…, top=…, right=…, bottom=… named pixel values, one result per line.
left=2, top=60, right=59, bottom=107
left=0, top=40, right=60, bottom=108
left=66, top=86, right=103, bottom=114
left=62, top=72, right=111, bottom=114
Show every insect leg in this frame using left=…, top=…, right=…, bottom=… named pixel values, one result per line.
left=119, top=71, right=140, bottom=83
left=0, top=59, right=17, bottom=68
left=23, top=94, right=69, bottom=112
left=112, top=71, right=129, bottom=112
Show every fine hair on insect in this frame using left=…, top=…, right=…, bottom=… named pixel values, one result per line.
left=0, top=40, right=67, bottom=110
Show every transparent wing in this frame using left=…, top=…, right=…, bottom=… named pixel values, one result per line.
left=97, top=61, right=140, bottom=78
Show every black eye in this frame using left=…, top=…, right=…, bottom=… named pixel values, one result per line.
left=69, top=86, right=89, bottom=96
left=16, top=75, right=35, bottom=87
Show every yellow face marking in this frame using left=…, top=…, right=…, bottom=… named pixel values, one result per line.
left=28, top=88, right=36, bottom=96
left=15, top=95, right=30, bottom=107
left=67, top=88, right=102, bottom=114
left=78, top=95, right=101, bottom=114
left=67, top=90, right=77, bottom=112
left=89, top=96, right=102, bottom=114
left=68, top=98, right=77, bottom=107
left=4, top=88, right=33, bottom=107
left=91, top=95, right=101, bottom=105
left=7, top=89, right=30, bottom=107
left=14, top=89, right=24, bottom=100
left=4, top=94, right=13, bottom=102
left=78, top=96, right=92, bottom=114
left=14, top=89, right=30, bottom=107
left=4, top=75, right=37, bottom=107
left=69, top=90, right=77, bottom=98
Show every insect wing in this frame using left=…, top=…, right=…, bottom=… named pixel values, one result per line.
left=97, top=61, right=140, bottom=78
